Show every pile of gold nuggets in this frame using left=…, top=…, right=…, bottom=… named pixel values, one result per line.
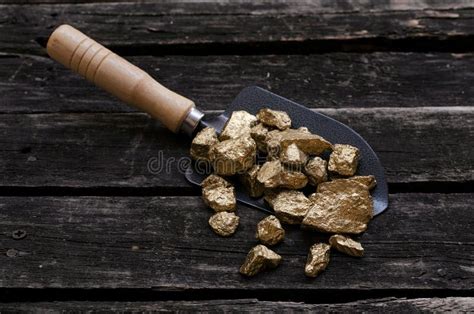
left=190, top=108, right=375, bottom=278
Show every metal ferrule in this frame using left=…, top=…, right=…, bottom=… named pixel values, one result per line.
left=180, top=106, right=205, bottom=136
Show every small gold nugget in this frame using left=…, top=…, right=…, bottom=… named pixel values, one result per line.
left=210, top=135, right=256, bottom=175
left=209, top=212, right=240, bottom=237
left=219, top=111, right=257, bottom=140
left=257, top=160, right=308, bottom=189
left=305, top=243, right=330, bottom=278
left=303, top=180, right=373, bottom=234
left=328, top=144, right=360, bottom=176
left=256, top=108, right=291, bottom=130
left=202, top=174, right=232, bottom=189
left=257, top=160, right=282, bottom=184
left=348, top=175, right=377, bottom=190
left=239, top=244, right=282, bottom=276
left=201, top=174, right=236, bottom=212
left=270, top=170, right=308, bottom=189
left=265, top=129, right=284, bottom=159
left=304, top=157, right=328, bottom=185
left=279, top=129, right=333, bottom=155
left=250, top=123, right=269, bottom=153
left=238, top=164, right=265, bottom=198
left=256, top=215, right=285, bottom=246
left=280, top=143, right=308, bottom=169
left=190, top=127, right=219, bottom=162
left=329, top=234, right=364, bottom=257
left=273, top=190, right=313, bottom=224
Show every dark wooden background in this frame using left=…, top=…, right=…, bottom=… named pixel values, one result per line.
left=0, top=0, right=473, bottom=311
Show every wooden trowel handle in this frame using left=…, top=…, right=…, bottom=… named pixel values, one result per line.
left=47, top=24, right=195, bottom=133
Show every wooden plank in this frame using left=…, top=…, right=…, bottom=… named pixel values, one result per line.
left=1, top=298, right=473, bottom=312
left=2, top=0, right=474, bottom=10
left=0, top=108, right=471, bottom=190
left=0, top=194, right=472, bottom=291
left=1, top=2, right=474, bottom=55
left=2, top=52, right=474, bottom=113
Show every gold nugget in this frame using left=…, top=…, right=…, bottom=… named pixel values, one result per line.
left=257, top=108, right=291, bottom=130
left=277, top=129, right=332, bottom=155
left=238, top=165, right=265, bottom=198
left=256, top=215, right=285, bottom=246
left=209, top=212, right=240, bottom=237
left=190, top=127, right=219, bottom=162
left=257, top=160, right=307, bottom=189
left=257, top=160, right=282, bottom=184
left=210, top=135, right=256, bottom=175
left=304, top=157, right=328, bottom=185
left=220, top=111, right=257, bottom=140
left=201, top=174, right=232, bottom=189
left=348, top=175, right=377, bottom=190
left=263, top=189, right=281, bottom=208
left=303, top=180, right=373, bottom=234
left=201, top=174, right=236, bottom=212
left=273, top=190, right=313, bottom=224
left=239, top=244, right=282, bottom=276
left=250, top=123, right=269, bottom=153
left=329, top=234, right=364, bottom=257
left=265, top=129, right=284, bottom=159
left=328, top=144, right=360, bottom=176
left=305, top=243, right=330, bottom=278
left=280, top=143, right=308, bottom=169
left=269, top=170, right=308, bottom=189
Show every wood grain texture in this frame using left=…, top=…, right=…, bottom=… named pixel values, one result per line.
left=0, top=194, right=472, bottom=290
left=1, top=1, right=474, bottom=55
left=0, top=108, right=471, bottom=190
left=2, top=52, right=474, bottom=113
left=1, top=298, right=473, bottom=312
left=2, top=0, right=474, bottom=10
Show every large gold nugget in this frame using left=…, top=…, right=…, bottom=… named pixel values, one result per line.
left=304, top=180, right=373, bottom=234
left=238, top=165, right=265, bottom=198
left=201, top=174, right=236, bottom=212
left=273, top=190, right=313, bottom=224
left=190, top=127, right=219, bottom=162
left=219, top=111, right=257, bottom=140
left=256, top=215, right=285, bottom=246
left=209, top=212, right=240, bottom=237
left=305, top=243, right=330, bottom=278
left=329, top=234, right=364, bottom=257
left=239, top=244, right=282, bottom=276
left=348, top=175, right=377, bottom=190
left=210, top=135, right=256, bottom=175
left=280, top=129, right=333, bottom=155
left=328, top=144, right=360, bottom=176
left=280, top=143, right=308, bottom=169
left=304, top=157, right=328, bottom=185
left=250, top=123, right=269, bottom=153
left=256, top=108, right=291, bottom=130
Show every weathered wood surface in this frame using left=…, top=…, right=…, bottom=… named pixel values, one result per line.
left=0, top=108, right=471, bottom=190
left=1, top=0, right=473, bottom=308
left=2, top=1, right=474, bottom=55
left=2, top=52, right=474, bottom=113
left=2, top=0, right=474, bottom=9
left=0, top=194, right=472, bottom=291
left=1, top=298, right=473, bottom=312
